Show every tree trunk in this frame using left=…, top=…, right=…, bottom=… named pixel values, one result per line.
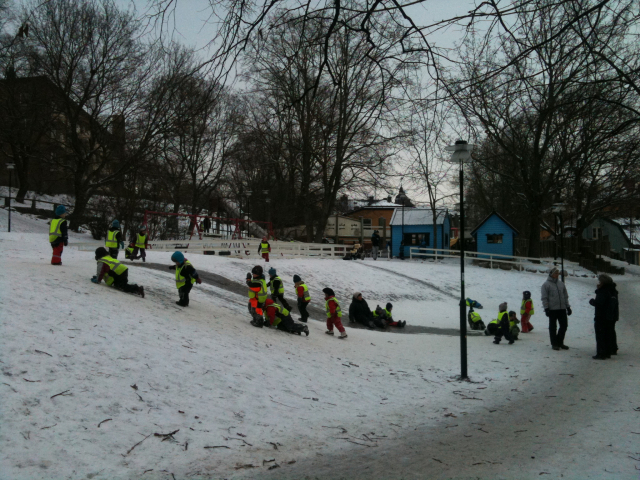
left=527, top=213, right=541, bottom=258
left=68, top=191, right=89, bottom=232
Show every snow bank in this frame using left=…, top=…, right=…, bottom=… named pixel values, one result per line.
left=1, top=208, right=637, bottom=479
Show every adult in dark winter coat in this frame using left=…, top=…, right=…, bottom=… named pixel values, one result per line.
left=49, top=205, right=68, bottom=265
left=371, top=230, right=381, bottom=260
left=541, top=267, right=572, bottom=351
left=589, top=274, right=619, bottom=359
left=348, top=293, right=385, bottom=329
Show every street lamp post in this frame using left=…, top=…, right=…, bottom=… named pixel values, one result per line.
left=6, top=163, right=15, bottom=233
left=552, top=203, right=566, bottom=282
left=397, top=186, right=407, bottom=242
left=445, top=140, right=474, bottom=380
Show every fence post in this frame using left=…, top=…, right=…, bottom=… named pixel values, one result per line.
left=490, top=255, right=493, bottom=269
left=359, top=216, right=364, bottom=246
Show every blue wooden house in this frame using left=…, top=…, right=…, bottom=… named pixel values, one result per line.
left=471, top=212, right=519, bottom=258
left=389, top=209, right=451, bottom=257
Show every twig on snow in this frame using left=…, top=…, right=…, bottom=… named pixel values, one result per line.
left=2, top=383, right=18, bottom=393
left=268, top=398, right=298, bottom=409
left=98, top=419, right=112, bottom=428
left=234, top=463, right=258, bottom=469
left=154, top=429, right=179, bottom=441
left=23, top=378, right=40, bottom=382
left=224, top=437, right=252, bottom=446
left=204, top=445, right=230, bottom=449
left=40, top=424, right=57, bottom=430
left=126, top=433, right=152, bottom=455
left=143, top=470, right=153, bottom=474
left=35, top=350, right=52, bottom=357
left=50, top=390, right=71, bottom=399
left=268, top=464, right=280, bottom=470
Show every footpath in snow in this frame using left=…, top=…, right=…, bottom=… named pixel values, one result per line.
left=1, top=208, right=639, bottom=480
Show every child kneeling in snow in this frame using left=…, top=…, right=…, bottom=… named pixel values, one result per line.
left=485, top=302, right=514, bottom=344
left=92, top=247, right=144, bottom=298
left=263, top=299, right=309, bottom=336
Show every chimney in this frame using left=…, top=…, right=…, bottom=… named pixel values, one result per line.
left=387, top=195, right=391, bottom=202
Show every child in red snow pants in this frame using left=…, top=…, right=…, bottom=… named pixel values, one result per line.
left=520, top=291, right=535, bottom=333
left=262, top=252, right=270, bottom=262
left=51, top=244, right=64, bottom=265
left=327, top=314, right=345, bottom=333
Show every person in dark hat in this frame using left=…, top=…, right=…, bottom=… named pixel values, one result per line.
left=589, top=274, right=619, bottom=359
left=371, top=230, right=381, bottom=260
left=105, top=219, right=124, bottom=259
left=267, top=267, right=291, bottom=310
left=323, top=288, right=347, bottom=338
left=169, top=251, right=201, bottom=307
left=520, top=290, right=535, bottom=333
left=247, top=265, right=268, bottom=326
left=373, top=302, right=406, bottom=327
left=293, top=274, right=311, bottom=323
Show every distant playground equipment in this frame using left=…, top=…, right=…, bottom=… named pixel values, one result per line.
left=142, top=210, right=275, bottom=241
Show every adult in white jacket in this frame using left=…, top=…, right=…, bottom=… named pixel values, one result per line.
left=541, top=267, right=572, bottom=351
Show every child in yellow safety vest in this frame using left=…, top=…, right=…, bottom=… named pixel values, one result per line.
left=293, top=274, right=310, bottom=323
left=131, top=225, right=148, bottom=262
left=91, top=247, right=145, bottom=297
left=247, top=265, right=268, bottom=327
left=323, top=288, right=347, bottom=338
left=49, top=205, right=68, bottom=265
left=485, top=302, right=514, bottom=345
left=508, top=311, right=520, bottom=340
left=263, top=298, right=309, bottom=336
left=169, top=251, right=201, bottom=307
left=258, top=236, right=271, bottom=262
left=520, top=290, right=535, bottom=333
left=105, top=220, right=124, bottom=259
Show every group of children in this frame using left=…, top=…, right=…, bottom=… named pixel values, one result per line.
left=467, top=291, right=536, bottom=345
left=47, top=215, right=395, bottom=341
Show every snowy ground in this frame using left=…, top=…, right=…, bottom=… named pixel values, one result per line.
left=1, top=208, right=639, bottom=480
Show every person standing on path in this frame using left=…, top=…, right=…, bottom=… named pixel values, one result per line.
left=49, top=205, right=68, bottom=265
left=371, top=230, right=381, bottom=260
left=589, top=274, right=619, bottom=359
left=541, top=267, right=572, bottom=351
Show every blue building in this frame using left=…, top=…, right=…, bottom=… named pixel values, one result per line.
left=471, top=212, right=519, bottom=258
left=389, top=209, right=451, bottom=257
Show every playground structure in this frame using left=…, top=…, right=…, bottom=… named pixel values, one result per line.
left=142, top=210, right=275, bottom=241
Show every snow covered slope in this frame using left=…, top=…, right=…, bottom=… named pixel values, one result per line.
left=1, top=208, right=639, bottom=479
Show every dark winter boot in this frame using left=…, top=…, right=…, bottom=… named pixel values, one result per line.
left=176, top=301, right=187, bottom=307
left=250, top=318, right=264, bottom=328
left=493, top=339, right=500, bottom=344
left=139, top=286, right=145, bottom=298
left=303, top=325, right=309, bottom=336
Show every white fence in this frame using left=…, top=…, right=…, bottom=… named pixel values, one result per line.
left=75, top=239, right=352, bottom=259
left=409, top=247, right=558, bottom=272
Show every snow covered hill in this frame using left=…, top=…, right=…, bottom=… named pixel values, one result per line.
left=1, top=208, right=639, bottom=479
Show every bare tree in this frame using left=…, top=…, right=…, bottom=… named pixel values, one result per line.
left=22, top=0, right=152, bottom=226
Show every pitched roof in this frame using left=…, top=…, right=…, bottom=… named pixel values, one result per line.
left=470, top=211, right=520, bottom=236
left=389, top=208, right=448, bottom=226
